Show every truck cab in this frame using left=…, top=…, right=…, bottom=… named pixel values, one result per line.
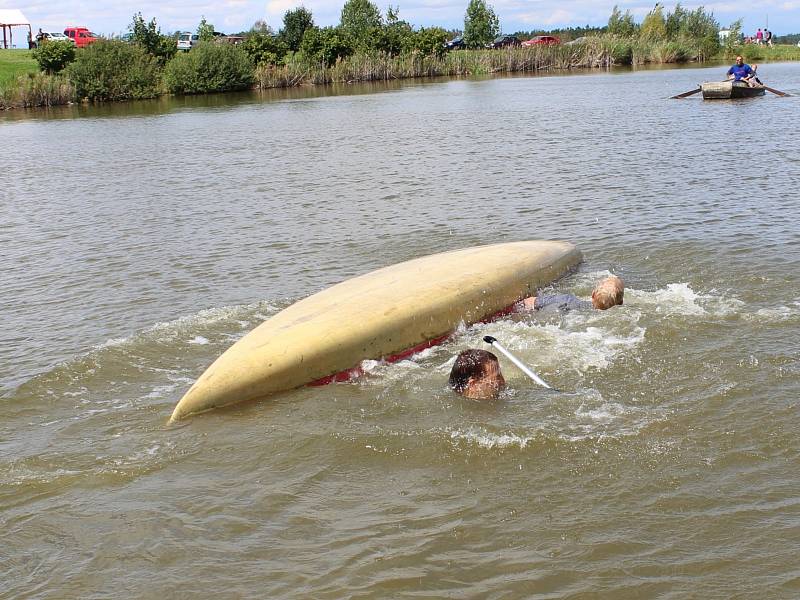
left=64, top=27, right=98, bottom=48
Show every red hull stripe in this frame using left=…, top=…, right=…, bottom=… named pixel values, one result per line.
left=307, top=300, right=520, bottom=387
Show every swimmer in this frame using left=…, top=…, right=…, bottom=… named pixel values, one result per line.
left=518, top=275, right=624, bottom=312
left=448, top=349, right=505, bottom=400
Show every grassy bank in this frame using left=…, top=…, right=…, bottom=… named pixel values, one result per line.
left=723, top=43, right=800, bottom=62
left=0, top=50, right=38, bottom=86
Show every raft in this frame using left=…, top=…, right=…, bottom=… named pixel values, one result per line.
left=170, top=240, right=582, bottom=421
left=701, top=80, right=766, bottom=99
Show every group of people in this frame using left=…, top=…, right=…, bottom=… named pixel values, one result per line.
left=448, top=275, right=625, bottom=400
left=746, top=28, right=773, bottom=46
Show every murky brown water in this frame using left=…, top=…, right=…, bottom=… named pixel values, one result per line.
left=2, top=63, right=800, bottom=598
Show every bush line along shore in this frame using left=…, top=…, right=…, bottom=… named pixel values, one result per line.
left=2, top=2, right=799, bottom=110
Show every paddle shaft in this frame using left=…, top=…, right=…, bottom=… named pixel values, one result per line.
left=483, top=336, right=552, bottom=389
left=671, top=87, right=701, bottom=99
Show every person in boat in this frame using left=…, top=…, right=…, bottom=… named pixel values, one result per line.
left=516, top=275, right=624, bottom=312
left=727, top=56, right=757, bottom=87
left=449, top=349, right=506, bottom=400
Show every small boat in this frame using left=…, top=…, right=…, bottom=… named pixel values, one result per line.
left=170, top=240, right=582, bottom=420
left=701, top=80, right=765, bottom=100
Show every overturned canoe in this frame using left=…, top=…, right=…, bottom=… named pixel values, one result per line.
left=702, top=80, right=765, bottom=100
left=170, top=240, right=582, bottom=421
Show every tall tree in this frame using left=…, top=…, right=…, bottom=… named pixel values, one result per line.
left=281, top=7, right=315, bottom=52
left=129, top=12, right=176, bottom=64
left=340, top=0, right=382, bottom=38
left=197, top=17, right=216, bottom=41
left=640, top=4, right=667, bottom=40
left=463, top=0, right=499, bottom=49
left=607, top=5, right=636, bottom=37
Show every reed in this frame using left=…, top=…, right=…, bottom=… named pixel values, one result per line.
left=254, top=44, right=619, bottom=89
left=0, top=72, right=73, bottom=109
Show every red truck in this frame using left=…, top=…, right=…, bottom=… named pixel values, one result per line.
left=63, top=27, right=99, bottom=48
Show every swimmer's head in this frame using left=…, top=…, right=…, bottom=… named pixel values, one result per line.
left=449, top=349, right=505, bottom=400
left=591, top=275, right=624, bottom=310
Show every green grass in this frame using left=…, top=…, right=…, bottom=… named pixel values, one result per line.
left=0, top=50, right=39, bottom=87
left=722, top=43, right=800, bottom=62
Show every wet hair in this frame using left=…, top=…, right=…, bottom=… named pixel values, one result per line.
left=592, top=275, right=625, bottom=310
left=449, top=349, right=499, bottom=393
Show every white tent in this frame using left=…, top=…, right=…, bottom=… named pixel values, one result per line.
left=0, top=9, right=32, bottom=49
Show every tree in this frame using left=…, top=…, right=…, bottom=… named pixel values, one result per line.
left=607, top=5, right=636, bottom=37
left=243, top=31, right=288, bottom=65
left=463, top=0, right=499, bottom=49
left=251, top=19, right=274, bottom=35
left=299, top=26, right=355, bottom=66
left=129, top=12, right=176, bottom=65
left=340, top=0, right=382, bottom=43
left=375, top=5, right=413, bottom=55
left=280, top=7, right=315, bottom=52
left=197, top=17, right=215, bottom=41
left=640, top=4, right=667, bottom=40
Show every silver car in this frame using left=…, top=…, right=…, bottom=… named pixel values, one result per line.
left=177, top=32, right=199, bottom=51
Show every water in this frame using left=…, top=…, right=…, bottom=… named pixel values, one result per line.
left=2, top=63, right=800, bottom=598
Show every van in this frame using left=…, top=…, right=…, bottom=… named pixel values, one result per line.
left=64, top=27, right=98, bottom=48
left=177, top=32, right=199, bottom=51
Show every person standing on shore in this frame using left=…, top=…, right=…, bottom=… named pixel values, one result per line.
left=756, top=28, right=763, bottom=45
left=765, top=30, right=773, bottom=47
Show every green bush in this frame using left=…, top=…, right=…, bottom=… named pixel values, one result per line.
left=163, top=42, right=254, bottom=94
left=32, top=40, right=76, bottom=74
left=66, top=39, right=162, bottom=101
left=298, top=27, right=355, bottom=66
left=243, top=32, right=288, bottom=66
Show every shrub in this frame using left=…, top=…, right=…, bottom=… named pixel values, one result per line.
left=298, top=27, right=355, bottom=66
left=32, top=40, right=76, bottom=74
left=164, top=42, right=254, bottom=94
left=243, top=32, right=288, bottom=66
left=66, top=39, right=163, bottom=101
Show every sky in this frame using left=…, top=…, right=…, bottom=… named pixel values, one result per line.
left=3, top=0, right=798, bottom=38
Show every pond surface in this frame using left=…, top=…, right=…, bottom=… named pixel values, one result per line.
left=2, top=63, right=800, bottom=598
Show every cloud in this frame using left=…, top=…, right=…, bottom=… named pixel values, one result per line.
left=4, top=0, right=800, bottom=35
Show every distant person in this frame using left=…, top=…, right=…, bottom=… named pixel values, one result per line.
left=756, top=28, right=763, bottom=45
left=727, top=56, right=757, bottom=86
left=765, top=30, right=773, bottom=46
left=449, top=349, right=506, bottom=400
left=517, top=275, right=625, bottom=312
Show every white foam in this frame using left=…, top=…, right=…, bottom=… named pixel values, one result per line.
left=187, top=336, right=209, bottom=345
left=628, top=283, right=744, bottom=317
left=448, top=427, right=535, bottom=449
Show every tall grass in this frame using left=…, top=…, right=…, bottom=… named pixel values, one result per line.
left=0, top=72, right=73, bottom=109
left=255, top=43, right=619, bottom=89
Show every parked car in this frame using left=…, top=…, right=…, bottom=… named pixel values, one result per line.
left=521, top=35, right=561, bottom=47
left=177, top=32, right=199, bottom=51
left=41, top=31, right=73, bottom=44
left=487, top=35, right=520, bottom=49
left=64, top=27, right=99, bottom=48
left=445, top=35, right=465, bottom=50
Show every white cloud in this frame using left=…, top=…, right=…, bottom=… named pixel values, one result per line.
left=2, top=0, right=799, bottom=35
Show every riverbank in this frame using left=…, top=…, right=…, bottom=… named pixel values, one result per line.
left=2, top=41, right=799, bottom=110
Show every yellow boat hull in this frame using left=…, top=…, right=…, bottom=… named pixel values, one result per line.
left=171, top=240, right=582, bottom=420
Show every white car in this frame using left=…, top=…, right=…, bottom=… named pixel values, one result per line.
left=177, top=32, right=199, bottom=51
left=41, top=31, right=74, bottom=44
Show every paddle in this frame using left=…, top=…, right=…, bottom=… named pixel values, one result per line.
left=670, top=87, right=701, bottom=99
left=762, top=85, right=791, bottom=97
left=751, top=66, right=790, bottom=96
left=483, top=335, right=554, bottom=390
